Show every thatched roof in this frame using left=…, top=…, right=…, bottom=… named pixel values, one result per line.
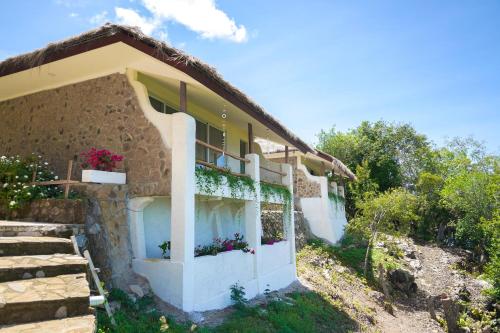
left=314, top=149, right=356, bottom=181
left=0, top=23, right=315, bottom=154
left=257, top=138, right=356, bottom=181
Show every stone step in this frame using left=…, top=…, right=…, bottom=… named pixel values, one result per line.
left=0, top=254, right=87, bottom=282
left=0, top=221, right=84, bottom=238
left=0, top=315, right=95, bottom=333
left=0, top=273, right=90, bottom=325
left=0, top=237, right=74, bottom=257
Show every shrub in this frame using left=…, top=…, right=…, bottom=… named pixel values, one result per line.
left=0, top=154, right=61, bottom=210
left=81, top=148, right=123, bottom=171
left=194, top=233, right=254, bottom=257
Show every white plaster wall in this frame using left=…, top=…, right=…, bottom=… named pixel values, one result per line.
left=193, top=250, right=258, bottom=311
left=297, top=165, right=347, bottom=244
left=143, top=197, right=171, bottom=258
left=261, top=241, right=291, bottom=274
left=194, top=200, right=245, bottom=246
left=132, top=259, right=184, bottom=308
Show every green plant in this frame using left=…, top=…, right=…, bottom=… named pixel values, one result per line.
left=230, top=283, right=247, bottom=309
left=328, top=191, right=345, bottom=205
left=194, top=233, right=254, bottom=257
left=195, top=166, right=255, bottom=199
left=97, top=289, right=190, bottom=333
left=158, top=241, right=171, bottom=259
left=0, top=154, right=62, bottom=211
left=260, top=182, right=292, bottom=233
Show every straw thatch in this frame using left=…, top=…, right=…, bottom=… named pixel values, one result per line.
left=0, top=23, right=314, bottom=154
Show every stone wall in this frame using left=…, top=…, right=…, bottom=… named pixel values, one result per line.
left=0, top=73, right=171, bottom=197
left=78, top=184, right=139, bottom=290
left=294, top=169, right=321, bottom=198
left=267, top=156, right=321, bottom=199
left=261, top=209, right=314, bottom=251
left=0, top=199, right=85, bottom=224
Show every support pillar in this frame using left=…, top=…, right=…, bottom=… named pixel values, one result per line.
left=281, top=163, right=296, bottom=276
left=170, top=112, right=196, bottom=311
left=244, top=154, right=261, bottom=281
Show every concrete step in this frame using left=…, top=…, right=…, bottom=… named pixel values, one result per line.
left=0, top=315, right=95, bottom=333
left=0, top=221, right=84, bottom=238
left=0, top=273, right=90, bottom=325
left=0, top=254, right=87, bottom=282
left=0, top=237, right=74, bottom=257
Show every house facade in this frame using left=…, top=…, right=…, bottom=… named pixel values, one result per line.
left=0, top=24, right=330, bottom=312
left=260, top=143, right=356, bottom=244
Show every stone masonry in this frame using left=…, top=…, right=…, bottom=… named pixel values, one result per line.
left=0, top=73, right=171, bottom=197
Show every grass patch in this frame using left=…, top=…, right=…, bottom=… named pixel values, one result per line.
left=97, top=289, right=191, bottom=333
left=306, top=239, right=402, bottom=285
left=212, top=292, right=357, bottom=333
left=97, top=289, right=357, bottom=333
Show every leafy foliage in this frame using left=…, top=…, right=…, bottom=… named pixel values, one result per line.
left=194, top=233, right=253, bottom=257
left=195, top=166, right=255, bottom=199
left=317, top=120, right=499, bottom=302
left=0, top=154, right=62, bottom=211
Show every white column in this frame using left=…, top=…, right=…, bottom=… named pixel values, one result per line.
left=170, top=112, right=196, bottom=311
left=244, top=154, right=261, bottom=281
left=128, top=197, right=154, bottom=259
left=281, top=163, right=296, bottom=276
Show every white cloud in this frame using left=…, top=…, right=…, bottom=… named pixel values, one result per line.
left=115, top=7, right=158, bottom=35
left=69, top=12, right=79, bottom=18
left=141, top=0, right=247, bottom=42
left=89, top=10, right=108, bottom=25
left=111, top=0, right=247, bottom=43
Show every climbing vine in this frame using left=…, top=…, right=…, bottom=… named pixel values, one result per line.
left=260, top=182, right=292, bottom=231
left=328, top=192, right=345, bottom=205
left=195, top=166, right=255, bottom=199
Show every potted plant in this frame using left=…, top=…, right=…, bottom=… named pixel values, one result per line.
left=80, top=148, right=125, bottom=184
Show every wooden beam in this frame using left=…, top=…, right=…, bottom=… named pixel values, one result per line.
left=196, top=139, right=250, bottom=163
left=64, top=160, right=73, bottom=199
left=248, top=123, right=254, bottom=154
left=285, top=146, right=289, bottom=163
left=179, top=81, right=187, bottom=112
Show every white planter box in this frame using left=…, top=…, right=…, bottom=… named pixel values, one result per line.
left=82, top=170, right=126, bottom=184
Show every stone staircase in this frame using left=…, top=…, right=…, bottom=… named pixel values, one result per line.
left=0, top=220, right=96, bottom=332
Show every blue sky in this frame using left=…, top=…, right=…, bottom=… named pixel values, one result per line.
left=1, top=0, right=499, bottom=152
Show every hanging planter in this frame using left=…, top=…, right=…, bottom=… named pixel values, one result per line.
left=80, top=148, right=126, bottom=184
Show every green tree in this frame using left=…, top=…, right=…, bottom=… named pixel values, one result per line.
left=317, top=121, right=433, bottom=192
left=347, top=189, right=419, bottom=276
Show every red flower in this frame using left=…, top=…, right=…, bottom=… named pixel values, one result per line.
left=80, top=148, right=123, bottom=171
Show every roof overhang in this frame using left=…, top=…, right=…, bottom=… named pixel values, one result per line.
left=0, top=24, right=314, bottom=154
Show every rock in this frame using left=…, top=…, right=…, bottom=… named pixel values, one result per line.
left=406, top=251, right=417, bottom=259
left=36, top=270, right=45, bottom=278
left=481, top=325, right=491, bottom=333
left=188, top=311, right=204, bottom=324
left=54, top=306, right=67, bottom=319
left=22, top=272, right=33, bottom=279
left=129, top=284, right=144, bottom=298
left=387, top=269, right=418, bottom=296
left=109, top=301, right=121, bottom=313
left=457, top=286, right=471, bottom=302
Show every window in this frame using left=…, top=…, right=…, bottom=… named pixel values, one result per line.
left=195, top=120, right=225, bottom=167
left=148, top=96, right=177, bottom=114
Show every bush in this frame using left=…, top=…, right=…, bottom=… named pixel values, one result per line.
left=0, top=154, right=61, bottom=211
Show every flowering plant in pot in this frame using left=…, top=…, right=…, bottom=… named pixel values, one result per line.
left=80, top=148, right=126, bottom=184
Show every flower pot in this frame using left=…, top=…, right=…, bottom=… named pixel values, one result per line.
left=82, top=170, right=126, bottom=184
